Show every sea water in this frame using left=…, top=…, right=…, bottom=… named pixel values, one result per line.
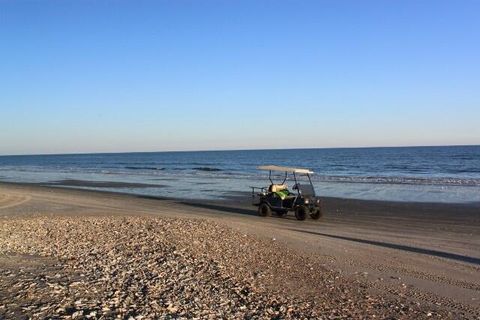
left=0, top=146, right=479, bottom=203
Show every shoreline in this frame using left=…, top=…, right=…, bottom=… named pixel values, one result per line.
left=0, top=182, right=479, bottom=318
left=2, top=180, right=480, bottom=208
left=1, top=145, right=479, bottom=205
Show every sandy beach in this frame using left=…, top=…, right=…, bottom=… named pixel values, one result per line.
left=0, top=182, right=479, bottom=319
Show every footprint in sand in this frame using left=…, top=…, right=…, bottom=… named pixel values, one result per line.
left=0, top=193, right=31, bottom=209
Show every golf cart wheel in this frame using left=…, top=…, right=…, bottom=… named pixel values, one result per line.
left=310, top=206, right=323, bottom=220
left=274, top=210, right=288, bottom=217
left=295, top=206, right=307, bottom=221
left=258, top=203, right=272, bottom=217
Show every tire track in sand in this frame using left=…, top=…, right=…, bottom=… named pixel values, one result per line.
left=0, top=193, right=31, bottom=210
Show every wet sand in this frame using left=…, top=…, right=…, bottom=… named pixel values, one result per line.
left=0, top=182, right=479, bottom=319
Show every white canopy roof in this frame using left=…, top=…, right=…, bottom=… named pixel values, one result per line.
left=257, top=165, right=314, bottom=174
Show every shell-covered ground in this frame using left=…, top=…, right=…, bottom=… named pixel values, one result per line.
left=0, top=215, right=452, bottom=319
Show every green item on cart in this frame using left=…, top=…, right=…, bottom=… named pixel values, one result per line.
left=275, top=189, right=290, bottom=200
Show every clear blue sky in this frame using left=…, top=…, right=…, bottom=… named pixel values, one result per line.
left=1, top=0, right=479, bottom=155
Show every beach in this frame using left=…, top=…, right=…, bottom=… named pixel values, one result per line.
left=0, top=182, right=479, bottom=319
left=3, top=0, right=480, bottom=318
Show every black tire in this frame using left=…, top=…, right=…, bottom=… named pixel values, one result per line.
left=274, top=210, right=288, bottom=217
left=258, top=203, right=272, bottom=217
left=310, top=205, right=323, bottom=220
left=295, top=206, right=307, bottom=221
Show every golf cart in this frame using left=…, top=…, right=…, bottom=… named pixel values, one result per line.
left=251, top=165, right=323, bottom=220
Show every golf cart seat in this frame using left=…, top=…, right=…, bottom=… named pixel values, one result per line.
left=269, top=184, right=295, bottom=202
left=269, top=184, right=288, bottom=192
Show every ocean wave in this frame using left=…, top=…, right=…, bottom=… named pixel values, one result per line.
left=315, top=175, right=480, bottom=186
left=193, top=167, right=223, bottom=172
left=117, top=162, right=158, bottom=166
left=125, top=166, right=165, bottom=171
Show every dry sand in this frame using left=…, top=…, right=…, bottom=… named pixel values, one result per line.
left=0, top=183, right=479, bottom=319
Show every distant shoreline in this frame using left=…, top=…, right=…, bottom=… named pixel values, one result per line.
left=1, top=143, right=479, bottom=157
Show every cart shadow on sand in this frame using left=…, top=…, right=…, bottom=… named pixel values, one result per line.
left=286, top=228, right=480, bottom=266
left=134, top=194, right=299, bottom=220
left=178, top=201, right=301, bottom=221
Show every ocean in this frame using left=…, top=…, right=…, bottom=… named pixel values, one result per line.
left=0, top=145, right=479, bottom=203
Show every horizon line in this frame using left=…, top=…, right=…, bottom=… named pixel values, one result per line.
left=1, top=143, right=479, bottom=157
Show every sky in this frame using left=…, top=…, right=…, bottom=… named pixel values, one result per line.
left=1, top=0, right=479, bottom=155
